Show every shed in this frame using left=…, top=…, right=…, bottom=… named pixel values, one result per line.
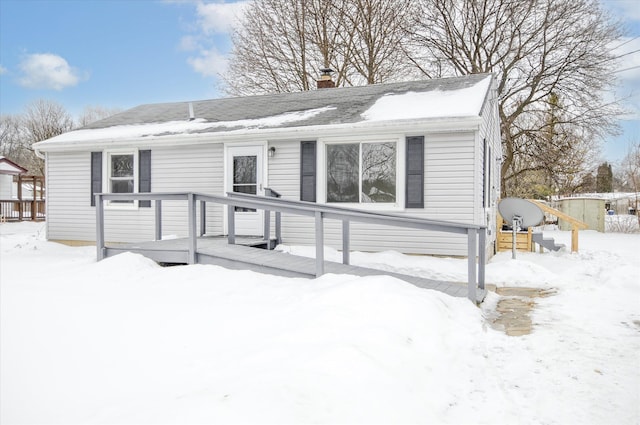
left=556, top=197, right=605, bottom=232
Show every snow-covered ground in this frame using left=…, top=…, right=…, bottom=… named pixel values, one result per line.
left=1, top=221, right=638, bottom=424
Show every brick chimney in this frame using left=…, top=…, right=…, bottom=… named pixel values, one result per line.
left=317, top=68, right=335, bottom=89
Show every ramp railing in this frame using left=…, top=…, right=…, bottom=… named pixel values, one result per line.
left=95, top=191, right=487, bottom=302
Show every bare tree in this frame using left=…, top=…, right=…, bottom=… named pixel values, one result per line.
left=0, top=114, right=27, bottom=165
left=0, top=100, right=74, bottom=176
left=224, top=0, right=345, bottom=95
left=223, top=0, right=414, bottom=95
left=77, top=105, right=122, bottom=128
left=346, top=0, right=416, bottom=85
left=408, top=0, right=623, bottom=197
left=620, top=141, right=640, bottom=224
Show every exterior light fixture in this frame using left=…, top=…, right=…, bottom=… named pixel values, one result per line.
left=268, top=147, right=276, bottom=158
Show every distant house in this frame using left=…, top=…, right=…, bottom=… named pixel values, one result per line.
left=0, top=156, right=27, bottom=199
left=33, top=73, right=501, bottom=257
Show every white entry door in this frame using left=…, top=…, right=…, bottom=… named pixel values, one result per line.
left=226, top=145, right=264, bottom=236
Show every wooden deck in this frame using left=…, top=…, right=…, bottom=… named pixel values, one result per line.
left=104, top=237, right=477, bottom=300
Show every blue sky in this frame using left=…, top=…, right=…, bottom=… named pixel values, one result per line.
left=0, top=0, right=638, bottom=164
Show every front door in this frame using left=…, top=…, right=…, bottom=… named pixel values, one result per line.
left=226, top=145, right=264, bottom=236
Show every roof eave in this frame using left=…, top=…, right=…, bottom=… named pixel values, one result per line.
left=34, top=115, right=483, bottom=152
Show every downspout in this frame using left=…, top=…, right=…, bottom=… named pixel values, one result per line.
left=34, top=147, right=48, bottom=239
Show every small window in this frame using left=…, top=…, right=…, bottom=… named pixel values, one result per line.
left=326, top=141, right=396, bottom=203
left=107, top=152, right=136, bottom=205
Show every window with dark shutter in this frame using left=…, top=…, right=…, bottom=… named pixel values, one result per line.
left=91, top=152, right=102, bottom=206
left=139, top=150, right=151, bottom=207
left=300, top=141, right=316, bottom=202
left=405, top=136, right=424, bottom=209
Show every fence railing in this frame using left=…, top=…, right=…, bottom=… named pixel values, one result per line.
left=95, top=191, right=486, bottom=301
left=0, top=199, right=45, bottom=221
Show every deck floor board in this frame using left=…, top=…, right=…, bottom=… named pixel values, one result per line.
left=105, top=236, right=475, bottom=298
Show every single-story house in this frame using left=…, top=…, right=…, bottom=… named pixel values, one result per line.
left=33, top=73, right=501, bottom=257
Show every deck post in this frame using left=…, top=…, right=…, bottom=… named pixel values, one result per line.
left=155, top=200, right=162, bottom=241
left=227, top=204, right=235, bottom=245
left=200, top=200, right=206, bottom=236
left=187, top=193, right=197, bottom=264
left=315, top=211, right=324, bottom=277
left=342, top=219, right=350, bottom=265
left=31, top=176, right=37, bottom=221
left=17, top=175, right=23, bottom=221
left=275, top=212, right=282, bottom=245
left=95, top=194, right=105, bottom=261
left=478, top=228, right=486, bottom=290
left=467, top=228, right=477, bottom=302
left=264, top=209, right=271, bottom=248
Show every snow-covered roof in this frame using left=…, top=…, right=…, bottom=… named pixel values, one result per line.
left=0, top=156, right=28, bottom=175
left=35, top=74, right=492, bottom=149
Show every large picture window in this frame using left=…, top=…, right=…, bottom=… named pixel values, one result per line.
left=326, top=142, right=396, bottom=203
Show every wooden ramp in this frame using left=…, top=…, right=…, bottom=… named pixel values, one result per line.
left=104, top=237, right=477, bottom=300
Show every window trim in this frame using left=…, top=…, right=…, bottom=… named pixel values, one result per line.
left=103, top=149, right=139, bottom=209
left=318, top=136, right=405, bottom=211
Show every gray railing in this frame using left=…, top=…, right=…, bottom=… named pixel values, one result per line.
left=95, top=192, right=486, bottom=301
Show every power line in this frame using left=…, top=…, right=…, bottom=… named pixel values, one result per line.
left=615, top=64, right=640, bottom=73
left=610, top=36, right=640, bottom=51
left=613, top=48, right=640, bottom=60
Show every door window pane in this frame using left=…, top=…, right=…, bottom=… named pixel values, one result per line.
left=327, top=144, right=359, bottom=202
left=233, top=155, right=257, bottom=212
left=362, top=142, right=396, bottom=203
left=234, top=156, right=256, bottom=184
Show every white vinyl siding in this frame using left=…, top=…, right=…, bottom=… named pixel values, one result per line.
left=46, top=144, right=225, bottom=243
left=151, top=144, right=224, bottom=237
left=46, top=151, right=98, bottom=242
left=46, top=127, right=491, bottom=256
left=267, top=132, right=476, bottom=256
left=477, top=79, right=501, bottom=254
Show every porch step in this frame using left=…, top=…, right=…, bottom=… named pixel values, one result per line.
left=532, top=232, right=565, bottom=252
left=223, top=236, right=278, bottom=250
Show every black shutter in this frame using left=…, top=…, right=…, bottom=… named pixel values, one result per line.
left=300, top=141, right=316, bottom=202
left=139, top=150, right=151, bottom=207
left=90, top=152, right=102, bottom=207
left=405, top=136, right=424, bottom=208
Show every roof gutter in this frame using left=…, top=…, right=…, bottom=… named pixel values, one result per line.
left=33, top=115, right=483, bottom=153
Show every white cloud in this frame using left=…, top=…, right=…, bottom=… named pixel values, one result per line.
left=612, top=0, right=640, bottom=22
left=195, top=1, right=250, bottom=34
left=0, top=65, right=7, bottom=75
left=187, top=47, right=229, bottom=77
left=180, top=2, right=250, bottom=77
left=179, top=35, right=199, bottom=51
left=18, top=53, right=83, bottom=90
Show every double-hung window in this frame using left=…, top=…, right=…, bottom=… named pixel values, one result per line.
left=326, top=141, right=397, bottom=204
left=107, top=151, right=137, bottom=205
left=90, top=150, right=151, bottom=207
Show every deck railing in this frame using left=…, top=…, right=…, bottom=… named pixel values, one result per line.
left=0, top=199, right=46, bottom=221
left=95, top=191, right=486, bottom=301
